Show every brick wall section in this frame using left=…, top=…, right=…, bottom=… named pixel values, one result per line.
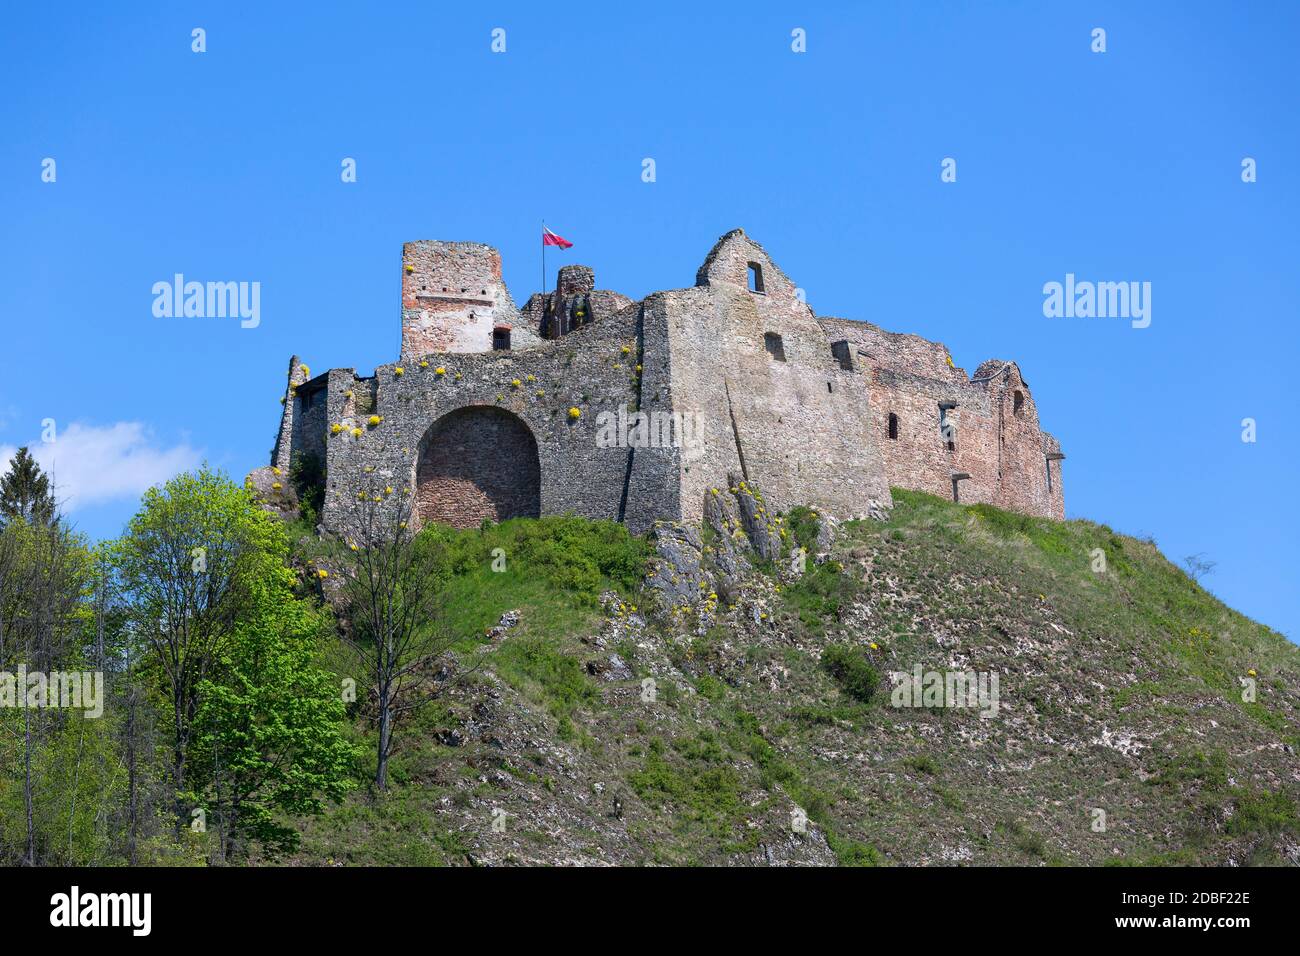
left=818, top=319, right=1063, bottom=518
left=415, top=406, right=541, bottom=527
left=400, top=241, right=538, bottom=357
left=265, top=229, right=1066, bottom=537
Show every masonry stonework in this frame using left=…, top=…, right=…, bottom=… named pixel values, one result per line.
left=255, top=229, right=1066, bottom=537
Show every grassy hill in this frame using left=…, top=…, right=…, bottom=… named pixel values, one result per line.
left=284, top=489, right=1300, bottom=866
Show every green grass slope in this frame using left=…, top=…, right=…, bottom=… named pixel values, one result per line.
left=287, top=491, right=1299, bottom=866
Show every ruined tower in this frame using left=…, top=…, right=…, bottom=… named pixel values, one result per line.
left=399, top=241, right=532, bottom=356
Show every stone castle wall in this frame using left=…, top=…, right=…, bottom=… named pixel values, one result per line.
left=665, top=231, right=891, bottom=525
left=817, top=319, right=1064, bottom=519
left=259, top=229, right=1066, bottom=537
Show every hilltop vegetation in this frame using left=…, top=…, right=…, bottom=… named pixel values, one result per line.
left=293, top=488, right=1300, bottom=866
left=3, top=444, right=1295, bottom=866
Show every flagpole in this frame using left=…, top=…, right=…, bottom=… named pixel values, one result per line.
left=541, top=219, right=546, bottom=299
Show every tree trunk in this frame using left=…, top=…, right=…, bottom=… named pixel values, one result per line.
left=23, top=703, right=35, bottom=866
left=376, top=683, right=391, bottom=791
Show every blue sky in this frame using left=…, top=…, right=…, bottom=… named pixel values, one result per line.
left=0, top=1, right=1295, bottom=638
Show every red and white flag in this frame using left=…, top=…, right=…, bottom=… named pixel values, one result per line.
left=542, top=226, right=573, bottom=249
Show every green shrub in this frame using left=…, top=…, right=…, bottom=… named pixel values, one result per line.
left=786, top=505, right=821, bottom=554
left=821, top=644, right=880, bottom=704
left=783, top=561, right=859, bottom=632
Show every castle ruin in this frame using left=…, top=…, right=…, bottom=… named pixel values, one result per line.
left=254, top=229, right=1065, bottom=534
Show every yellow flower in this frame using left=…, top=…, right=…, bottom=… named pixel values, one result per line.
left=535, top=390, right=544, bottom=398
left=511, top=378, right=521, bottom=388
left=526, top=374, right=536, bottom=382
left=357, top=491, right=367, bottom=501
left=350, top=427, right=362, bottom=438
left=435, top=366, right=446, bottom=376
left=405, top=264, right=414, bottom=273
left=870, top=642, right=879, bottom=650
left=344, top=390, right=354, bottom=399
left=399, top=521, right=407, bottom=529
left=300, top=364, right=310, bottom=376
left=1248, top=668, right=1257, bottom=677
left=419, top=360, right=429, bottom=368
left=368, top=415, right=381, bottom=427
left=384, top=486, right=393, bottom=495
left=330, top=423, right=342, bottom=435
left=636, top=364, right=642, bottom=372
left=568, top=407, right=581, bottom=420
left=946, top=354, right=954, bottom=367
left=271, top=482, right=282, bottom=490
left=317, top=569, right=328, bottom=579
left=349, top=543, right=358, bottom=551
left=394, top=366, right=404, bottom=377
left=621, top=345, right=631, bottom=355
left=272, top=466, right=281, bottom=476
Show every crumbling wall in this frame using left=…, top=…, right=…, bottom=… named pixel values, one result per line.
left=663, top=230, right=892, bottom=525
left=519, top=263, right=633, bottom=341
left=400, top=241, right=537, bottom=356
left=1043, top=432, right=1066, bottom=520
left=273, top=228, right=1065, bottom=536
left=820, top=319, right=1062, bottom=517
left=978, top=362, right=1055, bottom=516
left=290, top=373, right=329, bottom=470
left=319, top=309, right=674, bottom=537
left=271, top=355, right=310, bottom=470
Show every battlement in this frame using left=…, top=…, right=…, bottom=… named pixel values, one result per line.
left=259, top=228, right=1066, bottom=536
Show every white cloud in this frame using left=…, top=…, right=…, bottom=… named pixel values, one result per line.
left=0, top=422, right=202, bottom=513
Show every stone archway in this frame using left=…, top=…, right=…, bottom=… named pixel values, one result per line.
left=416, top=406, right=540, bottom=529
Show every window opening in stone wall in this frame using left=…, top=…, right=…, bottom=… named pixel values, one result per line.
left=939, top=402, right=956, bottom=451
left=831, top=339, right=853, bottom=371
left=1046, top=457, right=1053, bottom=494
left=1013, top=390, right=1025, bottom=416
left=492, top=328, right=511, bottom=351
left=747, top=262, right=765, bottom=294
left=888, top=413, right=899, bottom=440
left=764, top=332, right=786, bottom=361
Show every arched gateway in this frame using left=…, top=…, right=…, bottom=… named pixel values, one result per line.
left=415, top=406, right=540, bottom=529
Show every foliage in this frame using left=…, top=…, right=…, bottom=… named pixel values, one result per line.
left=188, top=591, right=357, bottom=858
left=820, top=644, right=880, bottom=704
left=0, top=446, right=56, bottom=527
